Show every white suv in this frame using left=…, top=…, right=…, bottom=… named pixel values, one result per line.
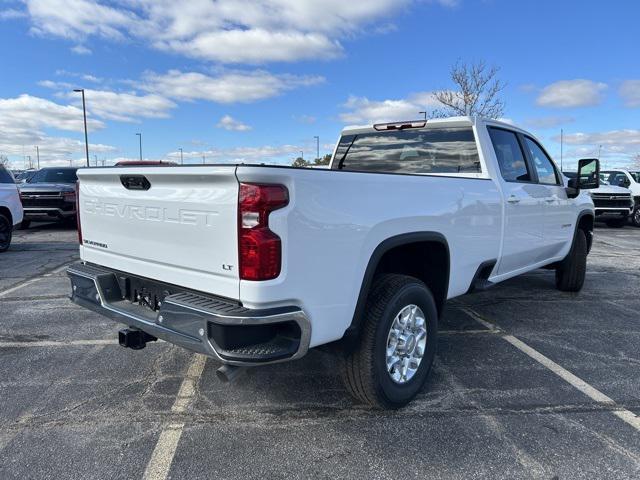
left=601, top=169, right=640, bottom=226
left=0, top=165, right=23, bottom=252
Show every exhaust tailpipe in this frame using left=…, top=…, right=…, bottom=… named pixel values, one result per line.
left=216, top=364, right=247, bottom=383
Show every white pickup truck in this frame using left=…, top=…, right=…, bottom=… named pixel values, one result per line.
left=68, top=117, right=600, bottom=408
left=0, top=165, right=23, bottom=252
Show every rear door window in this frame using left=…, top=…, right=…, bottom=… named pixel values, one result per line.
left=334, top=127, right=481, bottom=174
left=488, top=128, right=531, bottom=182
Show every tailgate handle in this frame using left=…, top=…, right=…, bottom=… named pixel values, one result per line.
left=120, top=175, right=151, bottom=191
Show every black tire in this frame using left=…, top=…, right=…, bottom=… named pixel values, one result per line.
left=631, top=208, right=640, bottom=228
left=340, top=274, right=438, bottom=409
left=20, top=219, right=31, bottom=230
left=555, top=229, right=587, bottom=292
left=605, top=217, right=627, bottom=228
left=0, top=213, right=12, bottom=252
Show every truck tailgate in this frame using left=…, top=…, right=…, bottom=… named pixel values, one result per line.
left=77, top=166, right=240, bottom=301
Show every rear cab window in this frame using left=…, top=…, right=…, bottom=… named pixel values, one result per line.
left=332, top=127, right=481, bottom=175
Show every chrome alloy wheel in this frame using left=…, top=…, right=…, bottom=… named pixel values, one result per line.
left=386, top=304, right=427, bottom=384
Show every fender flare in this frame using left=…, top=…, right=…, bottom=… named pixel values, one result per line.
left=341, top=232, right=450, bottom=348
left=574, top=210, right=595, bottom=254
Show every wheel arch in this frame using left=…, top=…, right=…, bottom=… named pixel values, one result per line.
left=576, top=210, right=594, bottom=252
left=0, top=206, right=13, bottom=226
left=341, top=232, right=450, bottom=350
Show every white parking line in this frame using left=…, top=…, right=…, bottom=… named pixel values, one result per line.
left=0, top=339, right=118, bottom=348
left=465, top=308, right=640, bottom=432
left=142, top=354, right=207, bottom=480
left=0, top=261, right=73, bottom=298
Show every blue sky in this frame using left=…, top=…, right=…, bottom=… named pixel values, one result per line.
left=1, top=0, right=639, bottom=170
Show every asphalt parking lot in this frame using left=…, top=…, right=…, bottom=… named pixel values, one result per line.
left=1, top=222, right=639, bottom=479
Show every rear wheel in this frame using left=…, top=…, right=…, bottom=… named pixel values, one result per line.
left=631, top=208, right=640, bottom=227
left=0, top=213, right=12, bottom=252
left=555, top=229, right=587, bottom=292
left=605, top=217, right=627, bottom=228
left=340, top=274, right=438, bottom=409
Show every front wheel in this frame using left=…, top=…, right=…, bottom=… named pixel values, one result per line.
left=340, top=274, right=438, bottom=409
left=631, top=208, right=640, bottom=227
left=556, top=229, right=587, bottom=292
left=0, top=213, right=13, bottom=252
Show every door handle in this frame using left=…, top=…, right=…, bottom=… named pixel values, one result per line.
left=507, top=195, right=520, bottom=204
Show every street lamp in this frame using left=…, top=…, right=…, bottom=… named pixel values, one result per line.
left=73, top=89, right=90, bottom=167
left=313, top=136, right=319, bottom=162
left=179, top=147, right=183, bottom=164
left=35, top=146, right=40, bottom=169
left=300, top=150, right=304, bottom=160
left=136, top=133, right=142, bottom=161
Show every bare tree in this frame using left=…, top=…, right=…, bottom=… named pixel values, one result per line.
left=0, top=155, right=9, bottom=167
left=432, top=60, right=505, bottom=119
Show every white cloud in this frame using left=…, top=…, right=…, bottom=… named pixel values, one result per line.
left=537, top=80, right=607, bottom=108
left=22, top=0, right=417, bottom=63
left=71, top=44, right=92, bottom=55
left=339, top=92, right=440, bottom=124
left=70, top=89, right=176, bottom=122
left=0, top=94, right=115, bottom=166
left=216, top=115, right=252, bottom=132
left=0, top=8, right=27, bottom=19
left=164, top=144, right=305, bottom=165
left=39, top=81, right=176, bottom=122
left=141, top=69, right=324, bottom=104
left=157, top=29, right=340, bottom=64
left=0, top=94, right=104, bottom=132
left=25, top=0, right=135, bottom=40
left=554, top=129, right=640, bottom=160
left=525, top=116, right=575, bottom=129
left=620, top=80, right=640, bottom=108
left=294, top=114, right=317, bottom=124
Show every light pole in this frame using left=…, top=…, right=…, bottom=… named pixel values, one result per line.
left=136, top=133, right=142, bottom=161
left=300, top=150, right=304, bottom=160
left=598, top=144, right=602, bottom=160
left=314, top=136, right=319, bottom=162
left=179, top=148, right=183, bottom=165
left=419, top=111, right=427, bottom=121
left=94, top=154, right=98, bottom=166
left=35, top=146, right=40, bottom=169
left=560, top=128, right=563, bottom=172
left=73, top=89, right=90, bottom=167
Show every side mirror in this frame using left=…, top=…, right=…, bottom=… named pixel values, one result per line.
left=577, top=158, right=600, bottom=190
left=566, top=158, right=600, bottom=198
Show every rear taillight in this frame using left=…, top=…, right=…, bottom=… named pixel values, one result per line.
left=238, top=183, right=288, bottom=281
left=76, top=180, right=82, bottom=245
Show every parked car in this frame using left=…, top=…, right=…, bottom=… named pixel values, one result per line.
left=0, top=165, right=23, bottom=251
left=13, top=169, right=37, bottom=184
left=67, top=117, right=599, bottom=408
left=565, top=172, right=633, bottom=227
left=600, top=169, right=640, bottom=226
left=18, top=167, right=78, bottom=229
